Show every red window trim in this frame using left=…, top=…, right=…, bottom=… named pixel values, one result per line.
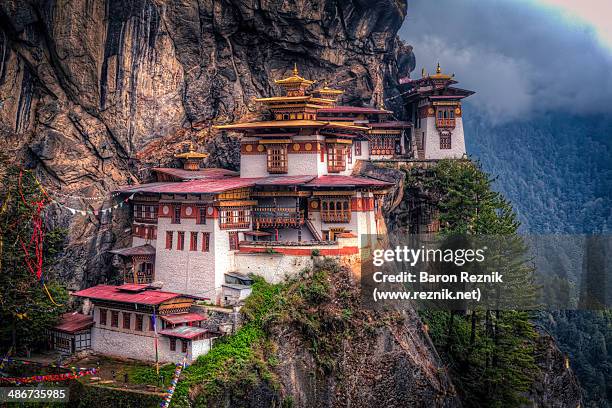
left=190, top=232, right=198, bottom=251
left=177, top=232, right=185, bottom=251
left=165, top=231, right=173, bottom=250
left=202, top=232, right=210, bottom=252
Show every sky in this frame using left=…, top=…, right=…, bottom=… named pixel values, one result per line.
left=399, top=0, right=612, bottom=122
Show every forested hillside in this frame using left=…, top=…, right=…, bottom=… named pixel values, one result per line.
left=465, top=107, right=612, bottom=406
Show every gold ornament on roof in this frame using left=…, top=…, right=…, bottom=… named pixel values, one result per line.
left=175, top=142, right=209, bottom=159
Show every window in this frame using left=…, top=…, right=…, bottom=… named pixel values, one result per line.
left=135, top=314, right=143, bottom=331
left=320, top=145, right=325, bottom=162
left=123, top=312, right=131, bottom=329
left=321, top=198, right=351, bottom=223
left=354, top=141, right=361, bottom=156
left=181, top=340, right=188, bottom=353
left=99, top=308, right=107, bottom=325
left=190, top=232, right=198, bottom=251
left=170, top=338, right=176, bottom=351
left=267, top=145, right=288, bottom=173
left=177, top=232, right=185, bottom=250
left=165, top=231, right=173, bottom=249
left=202, top=232, right=210, bottom=252
left=347, top=146, right=352, bottom=164
left=145, top=227, right=154, bottom=240
left=137, top=262, right=154, bottom=284
left=173, top=206, right=181, bottom=224
left=229, top=232, right=239, bottom=250
left=197, top=206, right=207, bottom=224
left=436, top=107, right=456, bottom=128
left=219, top=208, right=251, bottom=229
left=327, top=144, right=346, bottom=172
left=440, top=133, right=452, bottom=149
left=111, top=311, right=119, bottom=328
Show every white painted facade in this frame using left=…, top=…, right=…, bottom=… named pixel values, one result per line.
left=421, top=116, right=466, bottom=160
left=89, top=305, right=213, bottom=363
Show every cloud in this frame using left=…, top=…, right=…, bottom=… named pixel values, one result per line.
left=399, top=0, right=612, bottom=122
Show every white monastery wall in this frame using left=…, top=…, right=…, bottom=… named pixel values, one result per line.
left=423, top=117, right=466, bottom=160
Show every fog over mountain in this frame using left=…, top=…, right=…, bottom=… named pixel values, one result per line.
left=400, top=0, right=612, bottom=122
left=401, top=2, right=612, bottom=406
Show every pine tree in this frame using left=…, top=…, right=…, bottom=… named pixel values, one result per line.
left=416, top=159, right=539, bottom=407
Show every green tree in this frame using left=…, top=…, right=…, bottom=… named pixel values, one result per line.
left=417, top=160, right=539, bottom=407
left=0, top=156, right=68, bottom=355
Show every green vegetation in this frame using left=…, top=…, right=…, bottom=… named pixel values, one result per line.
left=169, top=260, right=359, bottom=406
left=0, top=156, right=68, bottom=354
left=411, top=160, right=540, bottom=407
left=466, top=111, right=612, bottom=407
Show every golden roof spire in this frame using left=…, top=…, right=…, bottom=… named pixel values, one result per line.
left=429, top=62, right=452, bottom=80
left=293, top=62, right=299, bottom=76
left=175, top=142, right=209, bottom=160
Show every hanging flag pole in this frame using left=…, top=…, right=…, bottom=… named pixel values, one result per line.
left=153, top=308, right=159, bottom=375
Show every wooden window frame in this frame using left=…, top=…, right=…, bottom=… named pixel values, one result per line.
left=177, top=231, right=185, bottom=250
left=190, top=232, right=198, bottom=251
left=165, top=231, right=173, bottom=250
left=327, top=144, right=346, bottom=173
left=170, top=338, right=176, bottom=351
left=229, top=232, right=239, bottom=250
left=122, top=312, right=131, bottom=330
left=354, top=141, right=361, bottom=156
left=267, top=144, right=288, bottom=173
left=135, top=314, right=143, bottom=331
left=320, top=198, right=351, bottom=223
left=202, top=232, right=210, bottom=252
left=99, top=308, right=107, bottom=326
left=111, top=311, right=119, bottom=328
left=181, top=340, right=188, bottom=353
left=440, top=133, right=452, bottom=149
left=172, top=206, right=181, bottom=224
left=197, top=206, right=207, bottom=225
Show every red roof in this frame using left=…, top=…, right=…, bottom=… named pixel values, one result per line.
left=53, top=313, right=94, bottom=334
left=109, top=244, right=156, bottom=257
left=305, top=175, right=392, bottom=188
left=255, top=175, right=315, bottom=186
left=368, top=121, right=412, bottom=128
left=159, top=326, right=210, bottom=340
left=118, top=178, right=259, bottom=194
left=73, top=285, right=182, bottom=305
left=152, top=168, right=238, bottom=180
left=160, top=312, right=206, bottom=325
left=318, top=106, right=392, bottom=114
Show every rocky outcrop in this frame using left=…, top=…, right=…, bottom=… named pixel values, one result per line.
left=200, top=261, right=461, bottom=408
left=527, top=331, right=582, bottom=408
left=0, top=0, right=413, bottom=289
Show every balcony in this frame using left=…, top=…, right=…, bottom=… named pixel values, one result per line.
left=253, top=207, right=304, bottom=228
left=220, top=221, right=251, bottom=230
left=321, top=211, right=351, bottom=223
left=436, top=118, right=455, bottom=129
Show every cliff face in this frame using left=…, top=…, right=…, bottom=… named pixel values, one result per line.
left=0, top=0, right=412, bottom=288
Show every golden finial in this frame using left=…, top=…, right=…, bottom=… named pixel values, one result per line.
left=293, top=63, right=299, bottom=76
left=421, top=67, right=427, bottom=78
left=188, top=141, right=195, bottom=152
left=436, top=62, right=442, bottom=74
